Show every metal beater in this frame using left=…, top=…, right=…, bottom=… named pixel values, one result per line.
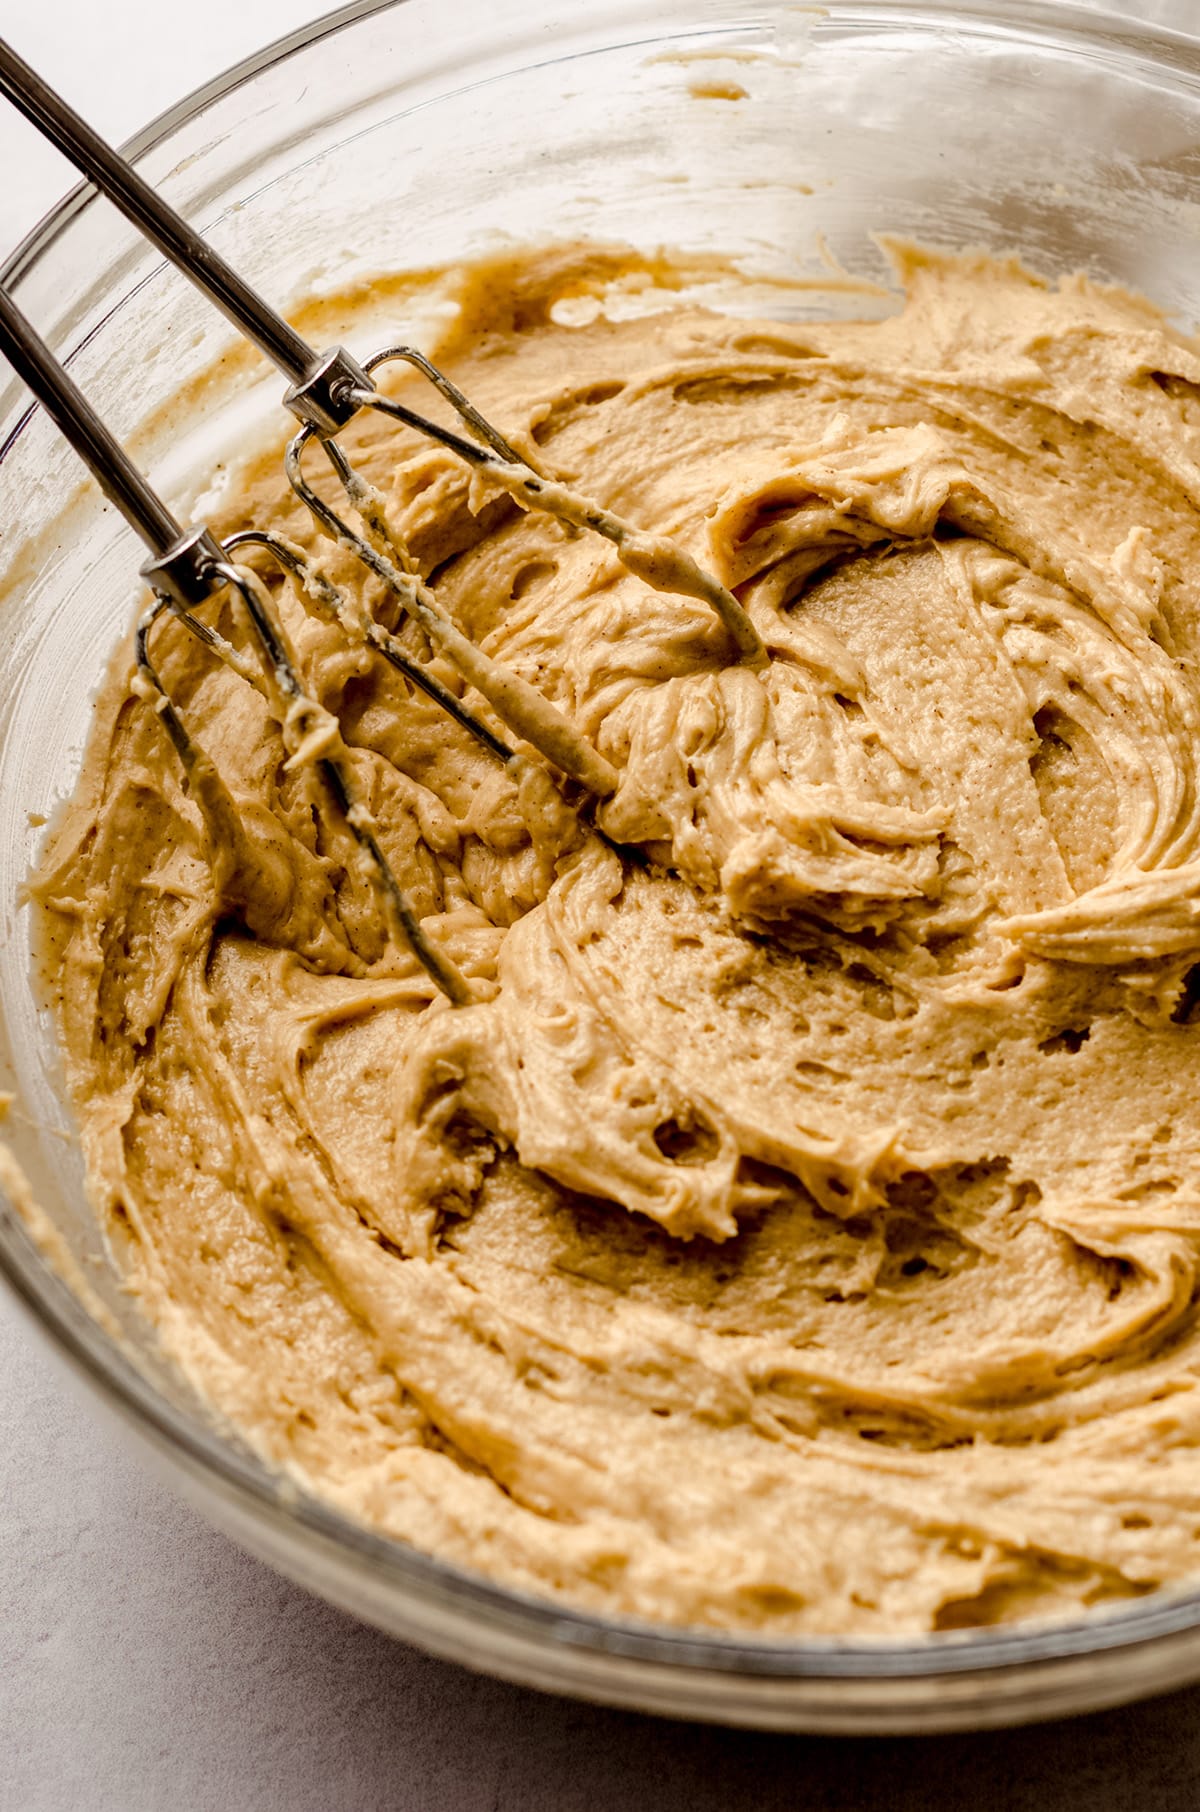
left=0, top=40, right=767, bottom=1002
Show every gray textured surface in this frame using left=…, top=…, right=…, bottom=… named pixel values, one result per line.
left=6, top=2, right=1200, bottom=1806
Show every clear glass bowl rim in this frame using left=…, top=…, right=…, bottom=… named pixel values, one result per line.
left=4, top=0, right=1200, bottom=1707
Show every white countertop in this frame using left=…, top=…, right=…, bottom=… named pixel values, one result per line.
left=5, top=4, right=1200, bottom=1806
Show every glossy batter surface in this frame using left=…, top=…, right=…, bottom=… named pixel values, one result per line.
left=35, top=245, right=1200, bottom=1633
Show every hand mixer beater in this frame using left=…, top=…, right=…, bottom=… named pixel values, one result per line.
left=0, top=39, right=767, bottom=1004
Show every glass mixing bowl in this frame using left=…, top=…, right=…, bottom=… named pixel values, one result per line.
left=3, top=0, right=1200, bottom=1734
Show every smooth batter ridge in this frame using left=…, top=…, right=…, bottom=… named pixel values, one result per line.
left=33, top=243, right=1200, bottom=1634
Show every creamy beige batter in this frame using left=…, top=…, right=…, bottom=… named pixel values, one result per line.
left=33, top=242, right=1200, bottom=1634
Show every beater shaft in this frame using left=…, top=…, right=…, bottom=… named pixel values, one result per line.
left=0, top=36, right=361, bottom=434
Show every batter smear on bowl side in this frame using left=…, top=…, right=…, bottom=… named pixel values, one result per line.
left=34, top=242, right=1200, bottom=1633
